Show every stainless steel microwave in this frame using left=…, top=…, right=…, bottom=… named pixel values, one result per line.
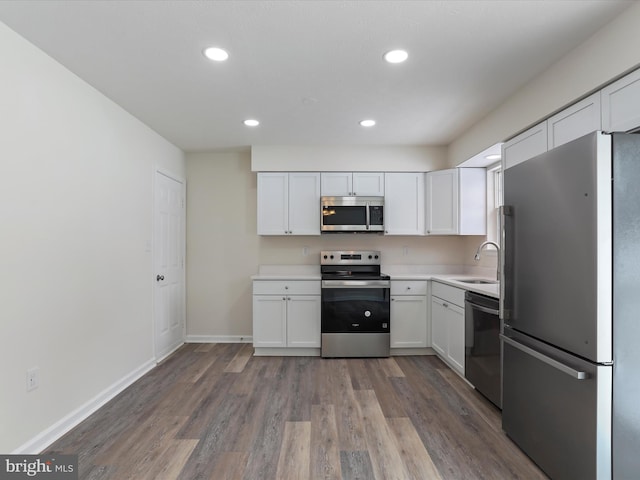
left=321, top=196, right=384, bottom=233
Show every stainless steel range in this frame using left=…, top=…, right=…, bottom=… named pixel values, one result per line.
left=320, top=250, right=390, bottom=358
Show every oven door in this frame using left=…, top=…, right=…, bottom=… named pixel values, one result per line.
left=321, top=280, right=390, bottom=332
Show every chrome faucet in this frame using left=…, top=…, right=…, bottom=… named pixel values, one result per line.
left=474, top=241, right=501, bottom=281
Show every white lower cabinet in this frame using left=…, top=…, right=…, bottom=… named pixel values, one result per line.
left=252, top=280, right=321, bottom=349
left=286, top=295, right=321, bottom=347
left=390, top=280, right=429, bottom=348
left=430, top=281, right=465, bottom=375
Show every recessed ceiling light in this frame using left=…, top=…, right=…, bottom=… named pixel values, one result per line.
left=244, top=119, right=260, bottom=127
left=360, top=119, right=376, bottom=127
left=203, top=47, right=229, bottom=62
left=383, top=49, right=408, bottom=64
left=485, top=154, right=502, bottom=161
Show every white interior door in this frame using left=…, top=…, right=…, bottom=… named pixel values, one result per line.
left=154, top=170, right=185, bottom=360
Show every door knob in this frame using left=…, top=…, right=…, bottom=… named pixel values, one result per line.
left=156, top=274, right=165, bottom=281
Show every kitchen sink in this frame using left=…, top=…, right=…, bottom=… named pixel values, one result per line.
left=454, top=279, right=498, bottom=284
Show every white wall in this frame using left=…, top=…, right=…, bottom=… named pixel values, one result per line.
left=0, top=22, right=185, bottom=453
left=449, top=2, right=640, bottom=166
left=186, top=150, right=470, bottom=338
left=251, top=145, right=447, bottom=172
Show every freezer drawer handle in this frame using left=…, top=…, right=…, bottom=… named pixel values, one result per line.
left=500, top=334, right=590, bottom=380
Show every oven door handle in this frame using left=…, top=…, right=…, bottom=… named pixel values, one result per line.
left=322, top=280, right=390, bottom=288
left=467, top=302, right=499, bottom=316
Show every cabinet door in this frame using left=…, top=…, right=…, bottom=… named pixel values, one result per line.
left=390, top=295, right=428, bottom=348
left=458, top=168, right=486, bottom=235
left=353, top=172, right=385, bottom=196
left=602, top=68, right=640, bottom=132
left=446, top=302, right=465, bottom=375
left=547, top=92, right=601, bottom=149
left=385, top=173, right=425, bottom=235
left=288, top=172, right=321, bottom=235
left=321, top=172, right=352, bottom=196
left=257, top=173, right=289, bottom=235
left=286, top=295, right=321, bottom=347
left=430, top=297, right=447, bottom=357
left=503, top=121, right=548, bottom=170
left=253, top=295, right=287, bottom=347
left=426, top=169, right=458, bottom=235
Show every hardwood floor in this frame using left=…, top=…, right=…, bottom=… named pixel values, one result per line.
left=46, top=343, right=547, bottom=479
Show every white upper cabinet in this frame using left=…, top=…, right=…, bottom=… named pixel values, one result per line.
left=502, top=121, right=548, bottom=170
left=426, top=169, right=458, bottom=235
left=321, top=172, right=384, bottom=196
left=257, top=172, right=320, bottom=235
left=602, top=68, right=640, bottom=133
left=384, top=173, right=425, bottom=235
left=426, top=168, right=486, bottom=235
left=288, top=172, right=321, bottom=235
left=320, top=172, right=351, bottom=196
left=353, top=172, right=385, bottom=196
left=547, top=92, right=602, bottom=149
left=257, top=172, right=288, bottom=235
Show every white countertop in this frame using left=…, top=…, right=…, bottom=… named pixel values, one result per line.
left=427, top=275, right=499, bottom=298
left=251, top=266, right=499, bottom=299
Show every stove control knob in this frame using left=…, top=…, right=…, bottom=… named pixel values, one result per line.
left=374, top=255, right=379, bottom=259
left=323, top=255, right=328, bottom=259
left=368, top=255, right=373, bottom=259
left=330, top=255, right=334, bottom=259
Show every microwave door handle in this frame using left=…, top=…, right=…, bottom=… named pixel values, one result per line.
left=365, top=202, right=370, bottom=230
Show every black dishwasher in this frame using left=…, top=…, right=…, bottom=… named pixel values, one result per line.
left=465, top=291, right=501, bottom=409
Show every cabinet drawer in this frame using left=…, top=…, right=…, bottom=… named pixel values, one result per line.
left=431, top=281, right=465, bottom=307
left=253, top=280, right=321, bottom=296
left=391, top=280, right=428, bottom=296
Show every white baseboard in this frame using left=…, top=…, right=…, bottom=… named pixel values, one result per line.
left=12, top=358, right=157, bottom=455
left=253, top=347, right=320, bottom=356
left=186, top=335, right=253, bottom=343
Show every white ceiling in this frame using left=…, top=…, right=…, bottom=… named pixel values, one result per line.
left=0, top=0, right=633, bottom=152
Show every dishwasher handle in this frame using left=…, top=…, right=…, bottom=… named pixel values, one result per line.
left=500, top=334, right=590, bottom=380
left=468, top=302, right=499, bottom=316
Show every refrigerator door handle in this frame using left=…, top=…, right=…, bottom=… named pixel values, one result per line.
left=500, top=334, right=590, bottom=380
left=499, top=205, right=513, bottom=320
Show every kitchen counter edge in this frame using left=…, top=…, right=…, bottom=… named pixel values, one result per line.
left=251, top=273, right=499, bottom=299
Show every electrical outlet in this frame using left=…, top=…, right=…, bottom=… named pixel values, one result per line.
left=26, top=367, right=39, bottom=391
left=403, top=246, right=409, bottom=256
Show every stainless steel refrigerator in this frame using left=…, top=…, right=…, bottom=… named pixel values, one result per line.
left=500, top=131, right=640, bottom=480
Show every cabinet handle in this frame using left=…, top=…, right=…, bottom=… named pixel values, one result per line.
left=391, top=298, right=395, bottom=301
left=287, top=297, right=291, bottom=300
left=443, top=302, right=449, bottom=308
left=282, top=297, right=286, bottom=300
left=407, top=286, right=411, bottom=290
left=285, top=286, right=289, bottom=290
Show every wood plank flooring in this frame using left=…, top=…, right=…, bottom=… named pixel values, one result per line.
left=45, top=343, right=547, bottom=479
